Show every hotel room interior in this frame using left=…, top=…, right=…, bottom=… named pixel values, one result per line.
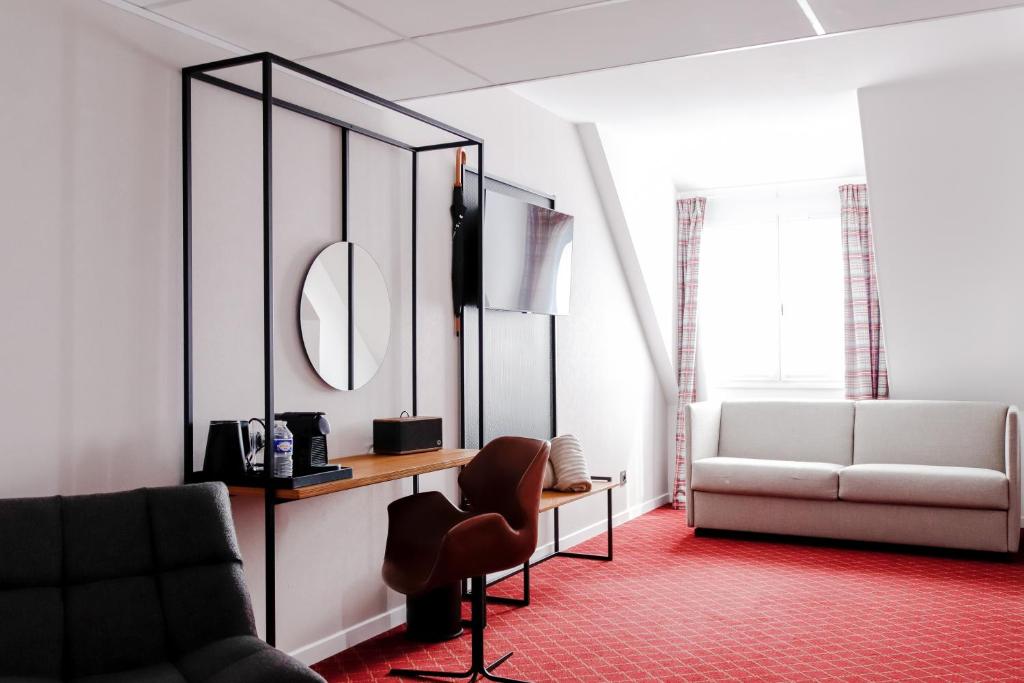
left=3, top=1, right=1023, bottom=681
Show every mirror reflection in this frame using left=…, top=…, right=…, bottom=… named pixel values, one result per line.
left=300, top=241, right=390, bottom=390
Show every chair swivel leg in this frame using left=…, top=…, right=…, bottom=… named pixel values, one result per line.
left=390, top=577, right=522, bottom=682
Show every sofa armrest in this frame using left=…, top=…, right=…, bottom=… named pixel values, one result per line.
left=1007, top=405, right=1020, bottom=552
left=684, top=401, right=721, bottom=527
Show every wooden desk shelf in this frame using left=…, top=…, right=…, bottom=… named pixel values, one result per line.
left=227, top=449, right=477, bottom=501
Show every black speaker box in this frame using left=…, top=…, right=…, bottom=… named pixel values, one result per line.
left=373, top=416, right=442, bottom=455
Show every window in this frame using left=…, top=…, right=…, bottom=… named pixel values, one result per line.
left=692, top=180, right=855, bottom=391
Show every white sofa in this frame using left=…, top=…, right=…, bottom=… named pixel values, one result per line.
left=685, top=400, right=1020, bottom=553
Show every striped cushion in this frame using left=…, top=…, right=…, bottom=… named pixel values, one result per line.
left=542, top=461, right=556, bottom=490
left=550, top=434, right=591, bottom=493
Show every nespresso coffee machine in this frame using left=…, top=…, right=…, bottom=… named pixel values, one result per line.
left=275, top=412, right=333, bottom=473
left=203, top=412, right=343, bottom=483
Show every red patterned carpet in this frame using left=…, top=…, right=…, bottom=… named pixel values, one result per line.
left=313, top=506, right=1024, bottom=682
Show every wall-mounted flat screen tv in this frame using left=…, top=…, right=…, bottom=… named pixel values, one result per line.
left=483, top=190, right=574, bottom=316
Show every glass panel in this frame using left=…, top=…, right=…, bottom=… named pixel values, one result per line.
left=779, top=216, right=845, bottom=382
left=699, top=220, right=780, bottom=383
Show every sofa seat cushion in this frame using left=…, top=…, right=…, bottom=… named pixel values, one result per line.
left=177, top=636, right=323, bottom=683
left=691, top=457, right=842, bottom=501
left=72, top=662, right=187, bottom=682
left=839, top=464, right=1009, bottom=510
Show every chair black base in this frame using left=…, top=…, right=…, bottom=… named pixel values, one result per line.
left=406, top=582, right=465, bottom=643
left=390, top=577, right=528, bottom=683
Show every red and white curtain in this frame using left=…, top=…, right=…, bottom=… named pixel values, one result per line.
left=839, top=184, right=889, bottom=400
left=674, top=197, right=706, bottom=508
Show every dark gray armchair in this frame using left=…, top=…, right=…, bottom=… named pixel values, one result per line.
left=0, top=482, right=325, bottom=683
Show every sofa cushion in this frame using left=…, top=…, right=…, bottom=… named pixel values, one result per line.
left=0, top=496, right=63, bottom=681
left=148, top=483, right=256, bottom=658
left=0, top=497, right=62, bottom=587
left=65, top=576, right=168, bottom=678
left=160, top=564, right=256, bottom=657
left=0, top=588, right=63, bottom=680
left=71, top=663, right=187, bottom=683
left=63, top=489, right=154, bottom=584
left=177, top=635, right=323, bottom=683
left=853, top=400, right=1007, bottom=471
left=718, top=401, right=855, bottom=465
left=691, top=457, right=842, bottom=501
left=839, top=464, right=1009, bottom=510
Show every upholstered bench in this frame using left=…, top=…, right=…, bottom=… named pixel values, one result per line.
left=0, top=482, right=324, bottom=683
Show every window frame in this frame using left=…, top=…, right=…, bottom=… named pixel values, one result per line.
left=684, top=178, right=863, bottom=392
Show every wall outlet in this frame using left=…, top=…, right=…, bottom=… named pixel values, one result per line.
left=619, top=470, right=627, bottom=486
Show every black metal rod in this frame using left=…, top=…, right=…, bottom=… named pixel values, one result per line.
left=411, top=151, right=418, bottom=417
left=476, top=144, right=485, bottom=447
left=415, top=140, right=473, bottom=153
left=550, top=305, right=557, bottom=438
left=412, top=474, right=419, bottom=495
left=260, top=55, right=277, bottom=647
left=341, top=131, right=353, bottom=390
left=191, top=72, right=415, bottom=152
left=183, top=51, right=266, bottom=76
left=607, top=487, right=614, bottom=560
left=553, top=506, right=560, bottom=553
left=341, top=128, right=349, bottom=241
left=549, top=191, right=558, bottom=439
left=555, top=551, right=609, bottom=561
left=267, top=53, right=483, bottom=144
left=182, top=72, right=194, bottom=483
left=347, top=243, right=354, bottom=391
left=470, top=577, right=485, bottom=669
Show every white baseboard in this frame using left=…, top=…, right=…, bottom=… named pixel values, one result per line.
left=290, top=604, right=408, bottom=666
left=288, top=490, right=671, bottom=665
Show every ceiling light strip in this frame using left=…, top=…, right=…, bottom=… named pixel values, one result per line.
left=795, top=0, right=826, bottom=35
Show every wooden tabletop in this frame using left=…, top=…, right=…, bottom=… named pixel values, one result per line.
left=539, top=480, right=618, bottom=512
left=227, top=448, right=477, bottom=501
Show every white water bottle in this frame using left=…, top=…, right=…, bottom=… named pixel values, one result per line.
left=272, top=420, right=294, bottom=478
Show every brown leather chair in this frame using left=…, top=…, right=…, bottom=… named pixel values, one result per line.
left=383, top=436, right=550, bottom=682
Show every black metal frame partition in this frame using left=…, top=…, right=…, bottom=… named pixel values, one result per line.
left=181, top=52, right=484, bottom=646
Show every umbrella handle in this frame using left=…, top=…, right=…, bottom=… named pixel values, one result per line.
left=454, top=147, right=467, bottom=187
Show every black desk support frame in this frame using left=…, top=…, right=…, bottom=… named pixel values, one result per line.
left=182, top=52, right=484, bottom=646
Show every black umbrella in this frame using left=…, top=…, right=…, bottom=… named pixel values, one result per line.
left=450, top=148, right=467, bottom=336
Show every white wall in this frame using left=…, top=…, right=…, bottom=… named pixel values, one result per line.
left=591, top=125, right=677, bottom=358
left=0, top=0, right=668, bottom=663
left=859, top=69, right=1024, bottom=507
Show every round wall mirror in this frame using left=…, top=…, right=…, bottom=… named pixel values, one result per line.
left=299, top=241, right=391, bottom=390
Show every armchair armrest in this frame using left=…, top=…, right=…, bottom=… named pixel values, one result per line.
left=438, top=513, right=520, bottom=579
left=385, top=491, right=467, bottom=558
left=1006, top=406, right=1020, bottom=552
left=684, top=401, right=721, bottom=527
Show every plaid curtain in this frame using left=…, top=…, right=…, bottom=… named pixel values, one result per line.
left=840, top=184, right=889, bottom=400
left=674, top=197, right=706, bottom=509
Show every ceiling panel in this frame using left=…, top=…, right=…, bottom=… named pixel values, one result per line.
left=417, top=0, right=815, bottom=85
left=127, top=0, right=186, bottom=7
left=156, top=0, right=400, bottom=58
left=806, top=0, right=1024, bottom=33
left=301, top=42, right=489, bottom=100
left=337, top=0, right=604, bottom=38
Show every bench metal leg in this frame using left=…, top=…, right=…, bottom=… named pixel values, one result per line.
left=552, top=487, right=613, bottom=562
left=464, top=481, right=615, bottom=607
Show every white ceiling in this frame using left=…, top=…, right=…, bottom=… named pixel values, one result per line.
left=509, top=4, right=1024, bottom=190
left=118, top=0, right=1024, bottom=100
